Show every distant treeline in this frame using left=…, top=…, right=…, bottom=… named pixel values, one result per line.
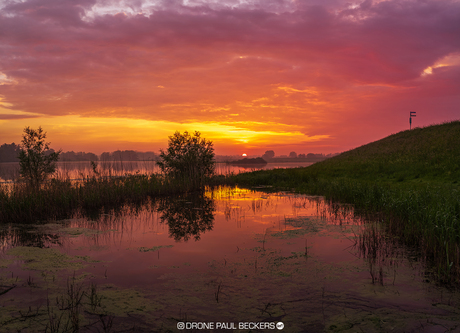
left=1, top=143, right=335, bottom=164
left=0, top=143, right=20, bottom=162
left=60, top=151, right=98, bottom=161
left=261, top=150, right=339, bottom=161
left=0, top=144, right=158, bottom=163
left=100, top=150, right=157, bottom=161
left=227, top=157, right=267, bottom=165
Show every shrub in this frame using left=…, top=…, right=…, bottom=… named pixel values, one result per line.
left=157, top=131, right=215, bottom=188
left=18, top=126, right=61, bottom=189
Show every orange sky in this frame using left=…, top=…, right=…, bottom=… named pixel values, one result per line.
left=1, top=0, right=459, bottom=156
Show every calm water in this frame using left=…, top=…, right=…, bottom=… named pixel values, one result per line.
left=0, top=161, right=313, bottom=182
left=1, top=187, right=460, bottom=332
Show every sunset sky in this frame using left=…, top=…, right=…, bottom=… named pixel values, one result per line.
left=0, top=0, right=459, bottom=156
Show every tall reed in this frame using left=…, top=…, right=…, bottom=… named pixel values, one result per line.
left=0, top=171, right=216, bottom=224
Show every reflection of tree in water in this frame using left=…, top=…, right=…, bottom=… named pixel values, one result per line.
left=156, top=192, right=215, bottom=241
left=0, top=200, right=159, bottom=250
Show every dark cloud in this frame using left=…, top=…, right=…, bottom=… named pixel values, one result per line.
left=0, top=113, right=39, bottom=120
left=0, top=0, right=459, bottom=129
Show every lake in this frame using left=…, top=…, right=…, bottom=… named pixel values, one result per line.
left=0, top=161, right=314, bottom=183
left=1, top=186, right=459, bottom=332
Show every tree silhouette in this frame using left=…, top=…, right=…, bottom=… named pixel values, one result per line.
left=18, top=126, right=61, bottom=189
left=262, top=150, right=275, bottom=160
left=158, top=131, right=215, bottom=188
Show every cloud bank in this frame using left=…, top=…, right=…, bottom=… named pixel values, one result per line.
left=1, top=0, right=459, bottom=153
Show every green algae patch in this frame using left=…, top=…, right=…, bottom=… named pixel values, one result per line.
left=285, top=216, right=324, bottom=229
left=7, top=246, right=86, bottom=272
left=325, top=306, right=460, bottom=333
left=25, top=222, right=118, bottom=238
left=270, top=216, right=326, bottom=239
left=0, top=280, right=162, bottom=332
left=28, top=223, right=63, bottom=230
left=136, top=245, right=173, bottom=252
left=96, top=285, right=163, bottom=316
left=0, top=305, right=41, bottom=332
left=75, top=255, right=102, bottom=263
left=271, top=228, right=312, bottom=239
left=0, top=259, right=13, bottom=268
left=59, top=227, right=116, bottom=237
left=249, top=246, right=267, bottom=253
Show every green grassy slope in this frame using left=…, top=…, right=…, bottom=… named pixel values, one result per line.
left=228, top=121, right=460, bottom=283
left=308, top=120, right=460, bottom=183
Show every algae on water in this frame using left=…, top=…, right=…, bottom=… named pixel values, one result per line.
left=270, top=216, right=325, bottom=239
left=59, top=227, right=117, bottom=237
left=6, top=246, right=87, bottom=271
left=95, top=284, right=163, bottom=316
left=136, top=245, right=174, bottom=252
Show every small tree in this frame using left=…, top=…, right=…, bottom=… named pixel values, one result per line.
left=158, top=131, right=215, bottom=188
left=18, top=126, right=61, bottom=189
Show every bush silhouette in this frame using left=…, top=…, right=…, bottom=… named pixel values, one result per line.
left=157, top=131, right=215, bottom=188
left=18, top=126, right=61, bottom=189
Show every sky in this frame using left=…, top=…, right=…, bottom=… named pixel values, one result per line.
left=0, top=0, right=459, bottom=156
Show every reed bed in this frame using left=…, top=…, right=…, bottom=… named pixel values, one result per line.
left=0, top=173, right=220, bottom=224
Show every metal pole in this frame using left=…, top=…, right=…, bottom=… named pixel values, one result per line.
left=409, top=112, right=416, bottom=130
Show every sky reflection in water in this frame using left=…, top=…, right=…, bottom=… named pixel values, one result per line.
left=2, top=186, right=460, bottom=332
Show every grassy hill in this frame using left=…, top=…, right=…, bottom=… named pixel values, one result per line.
left=231, top=121, right=460, bottom=187
left=228, top=120, right=460, bottom=284
left=308, top=120, right=460, bottom=183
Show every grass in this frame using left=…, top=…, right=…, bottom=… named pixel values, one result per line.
left=226, top=120, right=460, bottom=284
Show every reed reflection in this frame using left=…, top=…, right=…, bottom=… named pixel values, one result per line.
left=0, top=225, right=61, bottom=251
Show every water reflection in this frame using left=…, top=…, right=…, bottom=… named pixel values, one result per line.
left=156, top=192, right=214, bottom=242
left=0, top=224, right=61, bottom=250
left=1, top=187, right=460, bottom=332
left=355, top=221, right=423, bottom=287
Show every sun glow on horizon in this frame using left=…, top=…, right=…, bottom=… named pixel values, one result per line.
left=0, top=115, right=331, bottom=155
